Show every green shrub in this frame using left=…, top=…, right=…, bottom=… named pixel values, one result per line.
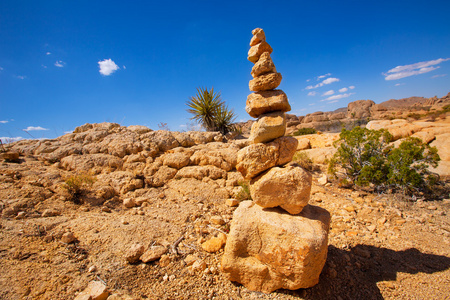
left=293, top=151, right=314, bottom=171
left=329, top=127, right=440, bottom=195
left=62, top=174, right=96, bottom=204
left=236, top=181, right=252, bottom=201
left=292, top=127, right=317, bottom=136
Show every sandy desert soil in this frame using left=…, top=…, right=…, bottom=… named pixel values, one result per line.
left=1, top=155, right=449, bottom=300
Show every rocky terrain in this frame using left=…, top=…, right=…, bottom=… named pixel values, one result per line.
left=0, top=111, right=449, bottom=299
left=238, top=92, right=450, bottom=135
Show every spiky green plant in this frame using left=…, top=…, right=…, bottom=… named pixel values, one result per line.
left=186, top=87, right=237, bottom=134
left=186, top=87, right=223, bottom=132
left=213, top=103, right=237, bottom=135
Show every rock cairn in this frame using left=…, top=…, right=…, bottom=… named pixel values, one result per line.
left=221, top=28, right=331, bottom=293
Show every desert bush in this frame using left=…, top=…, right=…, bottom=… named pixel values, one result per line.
left=293, top=151, right=316, bottom=171
left=329, top=127, right=440, bottom=195
left=186, top=87, right=237, bottom=135
left=62, top=174, right=96, bottom=204
left=236, top=181, right=252, bottom=201
left=292, top=127, right=317, bottom=136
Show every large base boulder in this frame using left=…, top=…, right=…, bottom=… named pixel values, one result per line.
left=221, top=201, right=330, bottom=293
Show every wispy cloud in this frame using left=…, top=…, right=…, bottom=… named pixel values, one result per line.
left=323, top=90, right=334, bottom=96
left=307, top=91, right=317, bottom=96
left=395, top=83, right=404, bottom=86
left=305, top=77, right=340, bottom=90
left=322, top=93, right=355, bottom=102
left=0, top=136, right=23, bottom=143
left=383, top=58, right=450, bottom=80
left=317, top=73, right=331, bottom=80
left=24, top=126, right=49, bottom=131
left=54, top=60, right=65, bottom=67
left=98, top=59, right=119, bottom=76
left=0, top=67, right=3, bottom=71
left=16, top=75, right=26, bottom=80
left=46, top=52, right=51, bottom=55
left=431, top=74, right=447, bottom=79
left=339, top=87, right=348, bottom=93
left=349, top=86, right=355, bottom=89
left=0, top=120, right=8, bottom=124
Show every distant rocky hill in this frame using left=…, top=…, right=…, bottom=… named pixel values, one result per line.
left=238, top=92, right=450, bottom=135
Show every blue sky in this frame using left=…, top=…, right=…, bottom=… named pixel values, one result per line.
left=1, top=0, right=449, bottom=141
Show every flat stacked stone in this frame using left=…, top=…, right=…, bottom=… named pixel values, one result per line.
left=221, top=28, right=331, bottom=293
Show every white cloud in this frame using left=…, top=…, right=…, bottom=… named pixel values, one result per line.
left=307, top=91, right=317, bottom=96
left=0, top=67, right=3, bottom=71
left=431, top=74, right=447, bottom=78
left=309, top=103, right=315, bottom=106
left=24, top=126, right=49, bottom=131
left=46, top=52, right=51, bottom=55
left=339, top=87, right=348, bottom=93
left=98, top=59, right=119, bottom=76
left=306, top=79, right=311, bottom=82
left=123, top=65, right=126, bottom=69
left=395, top=83, right=404, bottom=86
left=328, top=100, right=339, bottom=103
left=322, top=93, right=355, bottom=102
left=64, top=130, right=73, bottom=134
left=384, top=58, right=450, bottom=80
left=0, top=120, right=8, bottom=124
left=323, top=90, right=334, bottom=96
left=16, top=75, right=26, bottom=80
left=42, top=65, right=47, bottom=68
left=349, top=86, right=355, bottom=89
left=317, top=73, right=331, bottom=80
left=305, top=77, right=340, bottom=90
left=322, top=77, right=339, bottom=85
left=0, top=136, right=23, bottom=143
left=54, top=60, right=65, bottom=67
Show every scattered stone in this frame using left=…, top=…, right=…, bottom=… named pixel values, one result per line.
left=121, top=219, right=129, bottom=225
left=159, top=254, right=171, bottom=267
left=88, top=266, right=97, bottom=273
left=74, top=281, right=109, bottom=300
left=225, top=199, right=240, bottom=207
left=210, top=216, right=225, bottom=225
left=1, top=151, right=20, bottom=162
left=427, top=205, right=437, bottom=210
left=101, top=206, right=111, bottom=213
left=16, top=211, right=26, bottom=219
left=61, top=232, right=76, bottom=244
left=201, top=233, right=227, bottom=253
left=140, top=246, right=167, bottom=263
left=123, top=198, right=135, bottom=208
left=184, top=254, right=197, bottom=266
left=42, top=208, right=60, bottom=217
left=192, top=260, right=207, bottom=272
left=250, top=165, right=312, bottom=214
left=125, top=244, right=145, bottom=263
left=318, top=174, right=328, bottom=185
left=221, top=201, right=330, bottom=293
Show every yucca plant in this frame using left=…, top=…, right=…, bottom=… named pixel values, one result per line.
left=186, top=87, right=236, bottom=134
left=213, top=103, right=237, bottom=135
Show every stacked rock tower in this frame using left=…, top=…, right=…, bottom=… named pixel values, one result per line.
left=221, top=28, right=331, bottom=293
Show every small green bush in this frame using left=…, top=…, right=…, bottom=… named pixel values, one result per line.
left=62, top=174, right=96, bottom=204
left=293, top=151, right=314, bottom=171
left=329, top=127, right=440, bottom=195
left=236, top=181, right=252, bottom=201
left=292, top=127, right=317, bottom=136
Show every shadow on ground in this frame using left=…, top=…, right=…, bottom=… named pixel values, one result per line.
left=278, top=244, right=450, bottom=299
